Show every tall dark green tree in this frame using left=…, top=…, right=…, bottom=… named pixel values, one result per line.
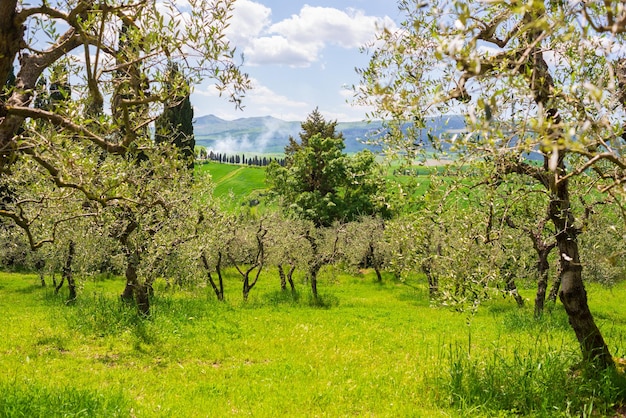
left=48, top=64, right=71, bottom=111
left=267, top=108, right=390, bottom=300
left=155, top=62, right=195, bottom=169
left=268, top=110, right=389, bottom=227
left=284, top=107, right=343, bottom=165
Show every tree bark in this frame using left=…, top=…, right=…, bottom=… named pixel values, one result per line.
left=54, top=275, right=64, bottom=294
left=534, top=250, right=551, bottom=318
left=422, top=259, right=438, bottom=299
left=310, top=265, right=319, bottom=301
left=35, top=259, right=46, bottom=287
left=501, top=26, right=614, bottom=366
left=278, top=263, right=297, bottom=293
left=278, top=264, right=287, bottom=291
left=63, top=240, right=76, bottom=302
left=374, top=265, right=383, bottom=282
left=202, top=252, right=224, bottom=301
left=122, top=249, right=150, bottom=316
left=0, top=1, right=24, bottom=168
left=287, top=265, right=296, bottom=293
left=549, top=180, right=613, bottom=368
left=120, top=261, right=135, bottom=302
left=548, top=272, right=561, bottom=304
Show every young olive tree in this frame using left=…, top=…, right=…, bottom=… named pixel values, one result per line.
left=343, top=217, right=390, bottom=282
left=356, top=0, right=626, bottom=367
left=264, top=214, right=311, bottom=294
left=102, top=149, right=198, bottom=316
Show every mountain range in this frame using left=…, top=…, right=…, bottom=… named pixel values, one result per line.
left=193, top=114, right=466, bottom=155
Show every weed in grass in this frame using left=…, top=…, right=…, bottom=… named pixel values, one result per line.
left=0, top=381, right=129, bottom=417
left=443, top=342, right=626, bottom=417
left=64, top=293, right=143, bottom=337
left=307, top=292, right=340, bottom=308
left=261, top=289, right=301, bottom=307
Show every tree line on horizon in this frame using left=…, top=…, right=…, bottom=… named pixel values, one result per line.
left=202, top=150, right=286, bottom=167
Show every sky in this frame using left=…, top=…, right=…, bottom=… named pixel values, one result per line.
left=193, top=0, right=402, bottom=122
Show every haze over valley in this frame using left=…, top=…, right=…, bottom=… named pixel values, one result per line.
left=194, top=114, right=466, bottom=155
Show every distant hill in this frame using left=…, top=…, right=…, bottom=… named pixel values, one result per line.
left=194, top=114, right=466, bottom=155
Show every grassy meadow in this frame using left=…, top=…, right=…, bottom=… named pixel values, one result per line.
left=1, top=269, right=626, bottom=417
left=196, top=161, right=436, bottom=204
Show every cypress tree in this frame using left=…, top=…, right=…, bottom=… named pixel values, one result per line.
left=155, top=62, right=195, bottom=169
left=284, top=107, right=343, bottom=165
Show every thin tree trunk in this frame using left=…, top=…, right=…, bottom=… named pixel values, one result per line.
left=287, top=265, right=296, bottom=293
left=54, top=275, right=64, bottom=294
left=422, top=259, right=438, bottom=299
left=38, top=269, right=46, bottom=287
left=534, top=252, right=550, bottom=318
left=122, top=249, right=150, bottom=316
left=135, top=282, right=150, bottom=317
left=309, top=263, right=321, bottom=301
left=310, top=270, right=318, bottom=300
left=35, top=259, right=45, bottom=287
left=63, top=240, right=76, bottom=302
left=202, top=252, right=224, bottom=301
left=548, top=270, right=561, bottom=304
left=374, top=265, right=383, bottom=282
left=120, top=268, right=134, bottom=302
left=508, top=13, right=614, bottom=368
left=278, top=264, right=287, bottom=291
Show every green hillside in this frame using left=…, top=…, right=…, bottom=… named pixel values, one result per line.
left=197, top=161, right=442, bottom=208
left=197, top=162, right=267, bottom=202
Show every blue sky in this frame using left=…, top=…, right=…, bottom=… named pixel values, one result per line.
left=194, top=0, right=401, bottom=122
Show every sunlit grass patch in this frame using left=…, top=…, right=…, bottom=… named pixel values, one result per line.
left=0, top=381, right=129, bottom=418
left=1, top=272, right=626, bottom=416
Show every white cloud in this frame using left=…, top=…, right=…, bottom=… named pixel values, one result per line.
left=245, top=36, right=321, bottom=67
left=227, top=0, right=272, bottom=47
left=228, top=2, right=396, bottom=67
left=270, top=6, right=394, bottom=49
left=246, top=81, right=309, bottom=108
left=195, top=76, right=309, bottom=119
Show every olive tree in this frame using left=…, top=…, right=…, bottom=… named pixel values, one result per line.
left=264, top=214, right=311, bottom=294
left=356, top=0, right=626, bottom=367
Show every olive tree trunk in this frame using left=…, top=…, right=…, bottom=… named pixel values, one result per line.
left=549, top=178, right=613, bottom=368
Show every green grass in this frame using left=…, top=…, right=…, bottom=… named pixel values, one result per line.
left=195, top=162, right=243, bottom=183
left=196, top=162, right=268, bottom=206
left=1, top=271, right=626, bottom=417
left=196, top=160, right=438, bottom=208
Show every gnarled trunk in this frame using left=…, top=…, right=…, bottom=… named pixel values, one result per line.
left=550, top=179, right=613, bottom=368
left=278, top=263, right=297, bottom=293
left=278, top=264, right=287, bottom=291
left=534, top=250, right=551, bottom=318
left=556, top=238, right=612, bottom=367
left=122, top=249, right=150, bottom=316
left=202, top=252, right=224, bottom=301
left=310, top=264, right=320, bottom=301
left=63, top=240, right=76, bottom=302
